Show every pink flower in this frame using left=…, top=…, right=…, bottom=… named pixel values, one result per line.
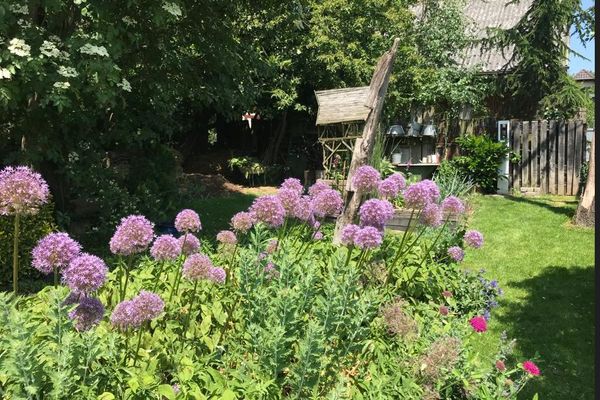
left=340, top=224, right=360, bottom=246
left=358, top=199, right=395, bottom=230
left=216, top=230, right=237, bottom=245
left=0, top=166, right=50, bottom=216
left=377, top=177, right=401, bottom=198
left=496, top=360, right=506, bottom=372
left=439, top=305, right=449, bottom=316
left=354, top=226, right=383, bottom=249
left=109, top=215, right=155, bottom=256
left=464, top=230, right=484, bottom=248
left=420, top=203, right=442, bottom=227
left=311, top=188, right=343, bottom=218
left=280, top=178, right=304, bottom=194
left=308, top=181, right=331, bottom=198
left=522, top=361, right=540, bottom=376
left=182, top=253, right=213, bottom=280
left=250, top=195, right=286, bottom=228
left=469, top=316, right=487, bottom=333
left=32, top=232, right=81, bottom=274
left=441, top=196, right=465, bottom=215
left=447, top=246, right=464, bottom=262
left=178, top=233, right=200, bottom=256
left=277, top=188, right=301, bottom=217
left=150, top=235, right=180, bottom=261
left=175, top=209, right=202, bottom=233
left=352, top=165, right=381, bottom=192
left=230, top=211, right=256, bottom=233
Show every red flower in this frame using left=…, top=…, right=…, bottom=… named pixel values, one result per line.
left=522, top=360, right=540, bottom=376
left=439, top=305, right=449, bottom=316
left=495, top=360, right=506, bottom=372
left=469, top=316, right=487, bottom=333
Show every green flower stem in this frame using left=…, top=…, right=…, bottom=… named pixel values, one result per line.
left=343, top=246, right=354, bottom=269
left=420, top=216, right=451, bottom=266
left=132, top=324, right=146, bottom=367
left=120, top=255, right=133, bottom=302
left=12, top=213, right=20, bottom=294
left=228, top=244, right=238, bottom=287
left=53, top=267, right=59, bottom=288
left=171, top=234, right=190, bottom=302
left=122, top=331, right=130, bottom=363
left=181, top=280, right=199, bottom=351
left=152, top=261, right=166, bottom=292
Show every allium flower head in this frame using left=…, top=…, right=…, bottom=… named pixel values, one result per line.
left=0, top=166, right=50, bottom=215
left=308, top=181, right=331, bottom=198
left=469, top=316, right=487, bottom=333
left=178, top=233, right=200, bottom=256
left=447, top=246, right=465, bottom=262
left=420, top=203, right=442, bottom=227
left=352, top=165, right=381, bottom=192
left=441, top=196, right=465, bottom=215
left=280, top=177, right=303, bottom=194
left=522, top=361, right=540, bottom=376
left=387, top=173, right=406, bottom=191
left=381, top=299, right=418, bottom=337
left=495, top=360, right=506, bottom=372
left=354, top=226, right=383, bottom=249
left=174, top=209, right=201, bottom=233
left=442, top=290, right=453, bottom=298
left=216, top=230, right=237, bottom=245
left=359, top=199, right=395, bottom=230
left=109, top=215, right=155, bottom=256
left=266, top=238, right=278, bottom=254
left=68, top=297, right=104, bottom=331
left=133, top=290, right=164, bottom=322
left=207, top=267, right=226, bottom=284
left=150, top=235, right=180, bottom=261
left=292, top=195, right=314, bottom=221
left=340, top=224, right=361, bottom=246
left=464, top=230, right=484, bottom=248
left=277, top=188, right=301, bottom=216
left=231, top=211, right=256, bottom=233
left=439, top=305, right=449, bottom=316
left=182, top=253, right=213, bottom=280
left=377, top=177, right=401, bottom=199
left=63, top=253, right=108, bottom=294
left=312, top=188, right=343, bottom=218
left=250, top=195, right=286, bottom=228
left=420, top=179, right=440, bottom=202
left=264, top=262, right=280, bottom=279
left=110, top=300, right=137, bottom=330
left=403, top=179, right=439, bottom=209
left=313, top=231, right=323, bottom=240
left=32, top=232, right=81, bottom=274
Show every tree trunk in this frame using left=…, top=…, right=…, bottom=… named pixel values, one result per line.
left=575, top=134, right=594, bottom=226
left=333, top=38, right=400, bottom=243
left=262, top=111, right=287, bottom=165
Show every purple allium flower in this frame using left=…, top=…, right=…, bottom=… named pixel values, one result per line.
left=257, top=252, right=267, bottom=261
left=312, top=221, right=321, bottom=230
left=464, top=230, right=484, bottom=248
left=387, top=173, right=407, bottom=191
left=439, top=305, right=449, bottom=316
left=150, top=234, right=180, bottom=261
left=174, top=209, right=201, bottom=233
left=266, top=238, right=278, bottom=254
left=109, top=215, right=155, bottom=256
left=308, top=181, right=331, bottom=198
left=447, top=246, right=465, bottom=262
left=0, top=166, right=50, bottom=216
left=62, top=291, right=83, bottom=306
left=217, top=230, right=237, bottom=245
left=207, top=267, right=226, bottom=284
left=68, top=297, right=104, bottom=331
left=354, top=226, right=383, bottom=249
left=277, top=188, right=301, bottom=216
left=420, top=180, right=440, bottom=203
left=403, top=180, right=440, bottom=209
left=110, top=300, right=137, bottom=330
left=340, top=224, right=361, bottom=246
left=280, top=177, right=303, bottom=194
left=230, top=211, right=256, bottom=233
left=133, top=290, right=165, bottom=322
left=483, top=310, right=491, bottom=321
left=420, top=203, right=443, bottom=227
left=377, top=177, right=401, bottom=199
left=31, top=232, right=81, bottom=274
left=359, top=199, right=395, bottom=230
left=250, top=195, right=286, bottom=228
left=264, top=262, right=280, bottom=279
left=313, top=231, right=323, bottom=240
left=312, top=188, right=343, bottom=218
left=182, top=253, right=213, bottom=280
left=178, top=233, right=200, bottom=256
left=62, top=253, right=108, bottom=294
left=172, top=384, right=180, bottom=395
left=351, top=165, right=381, bottom=192
left=292, top=195, right=314, bottom=221
left=441, top=196, right=465, bottom=215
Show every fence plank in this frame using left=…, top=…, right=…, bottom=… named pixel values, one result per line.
left=511, top=121, right=523, bottom=190
left=557, top=121, right=566, bottom=195
left=531, top=120, right=539, bottom=187
left=522, top=121, right=531, bottom=187
left=548, top=120, right=557, bottom=194
left=539, top=120, right=548, bottom=193
left=566, top=120, right=576, bottom=195
left=572, top=120, right=584, bottom=195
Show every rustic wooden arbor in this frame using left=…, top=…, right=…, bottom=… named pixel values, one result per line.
left=312, top=39, right=400, bottom=242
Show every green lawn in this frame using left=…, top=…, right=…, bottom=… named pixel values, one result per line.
left=463, top=195, right=595, bottom=400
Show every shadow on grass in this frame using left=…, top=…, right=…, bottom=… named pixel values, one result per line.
left=501, top=195, right=578, bottom=219
left=497, top=265, right=595, bottom=400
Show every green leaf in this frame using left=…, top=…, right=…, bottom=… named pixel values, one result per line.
left=157, top=384, right=176, bottom=399
left=97, top=393, right=116, bottom=400
left=221, top=389, right=237, bottom=400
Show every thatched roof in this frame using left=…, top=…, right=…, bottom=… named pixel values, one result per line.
left=315, top=86, right=371, bottom=125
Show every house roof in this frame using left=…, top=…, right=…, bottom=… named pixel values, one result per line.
left=573, top=69, right=595, bottom=81
left=314, top=86, right=371, bottom=125
left=412, top=0, right=534, bottom=73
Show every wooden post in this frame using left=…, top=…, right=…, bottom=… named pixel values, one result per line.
left=333, top=38, right=400, bottom=243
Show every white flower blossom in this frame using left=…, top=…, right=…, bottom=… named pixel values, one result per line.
left=117, top=78, right=131, bottom=92
left=162, top=2, right=182, bottom=17
left=122, top=16, right=137, bottom=26
left=8, top=38, right=31, bottom=57
left=58, top=66, right=78, bottom=78
left=0, top=68, right=12, bottom=80
left=53, top=81, right=70, bottom=90
left=40, top=40, right=61, bottom=58
left=79, top=43, right=109, bottom=57
left=9, top=4, right=28, bottom=15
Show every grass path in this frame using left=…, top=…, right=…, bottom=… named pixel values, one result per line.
left=463, top=195, right=595, bottom=400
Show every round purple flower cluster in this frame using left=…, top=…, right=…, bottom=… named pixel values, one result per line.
left=447, top=246, right=465, bottom=262
left=216, top=230, right=237, bottom=245
left=110, top=290, right=164, bottom=330
left=313, top=231, right=324, bottom=240
left=377, top=178, right=401, bottom=199
left=308, top=181, right=331, bottom=197
left=207, top=266, right=226, bottom=284
left=109, top=215, right=155, bottom=256
left=62, top=253, right=108, bottom=294
left=280, top=177, right=303, bottom=194
left=402, top=179, right=440, bottom=209
left=264, top=262, right=280, bottom=280
left=359, top=199, right=395, bottom=230
left=277, top=188, right=301, bottom=216
left=32, top=232, right=81, bottom=274
left=352, top=165, right=381, bottom=192
left=420, top=203, right=442, bottom=227
left=354, top=226, right=383, bottom=249
left=441, top=196, right=465, bottom=215
left=266, top=239, right=278, bottom=254
left=464, top=230, right=484, bottom=248
left=178, top=233, right=200, bottom=256
left=182, top=253, right=213, bottom=280
left=174, top=209, right=202, bottom=233
left=0, top=166, right=50, bottom=216
left=387, top=173, right=407, bottom=191
left=250, top=195, right=286, bottom=228
left=311, top=188, right=343, bottom=218
left=68, top=297, right=104, bottom=331
left=340, top=224, right=361, bottom=246
left=230, top=211, right=256, bottom=233
left=150, top=234, right=181, bottom=261
left=293, top=195, right=314, bottom=221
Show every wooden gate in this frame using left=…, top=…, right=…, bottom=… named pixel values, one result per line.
left=509, top=119, right=587, bottom=195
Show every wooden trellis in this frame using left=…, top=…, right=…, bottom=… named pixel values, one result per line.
left=317, top=123, right=363, bottom=178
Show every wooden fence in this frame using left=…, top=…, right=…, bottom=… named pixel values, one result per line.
left=509, top=119, right=587, bottom=195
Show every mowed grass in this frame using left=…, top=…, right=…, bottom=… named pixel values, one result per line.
left=462, top=195, right=594, bottom=400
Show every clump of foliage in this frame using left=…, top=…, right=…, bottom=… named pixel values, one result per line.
left=433, top=161, right=475, bottom=199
